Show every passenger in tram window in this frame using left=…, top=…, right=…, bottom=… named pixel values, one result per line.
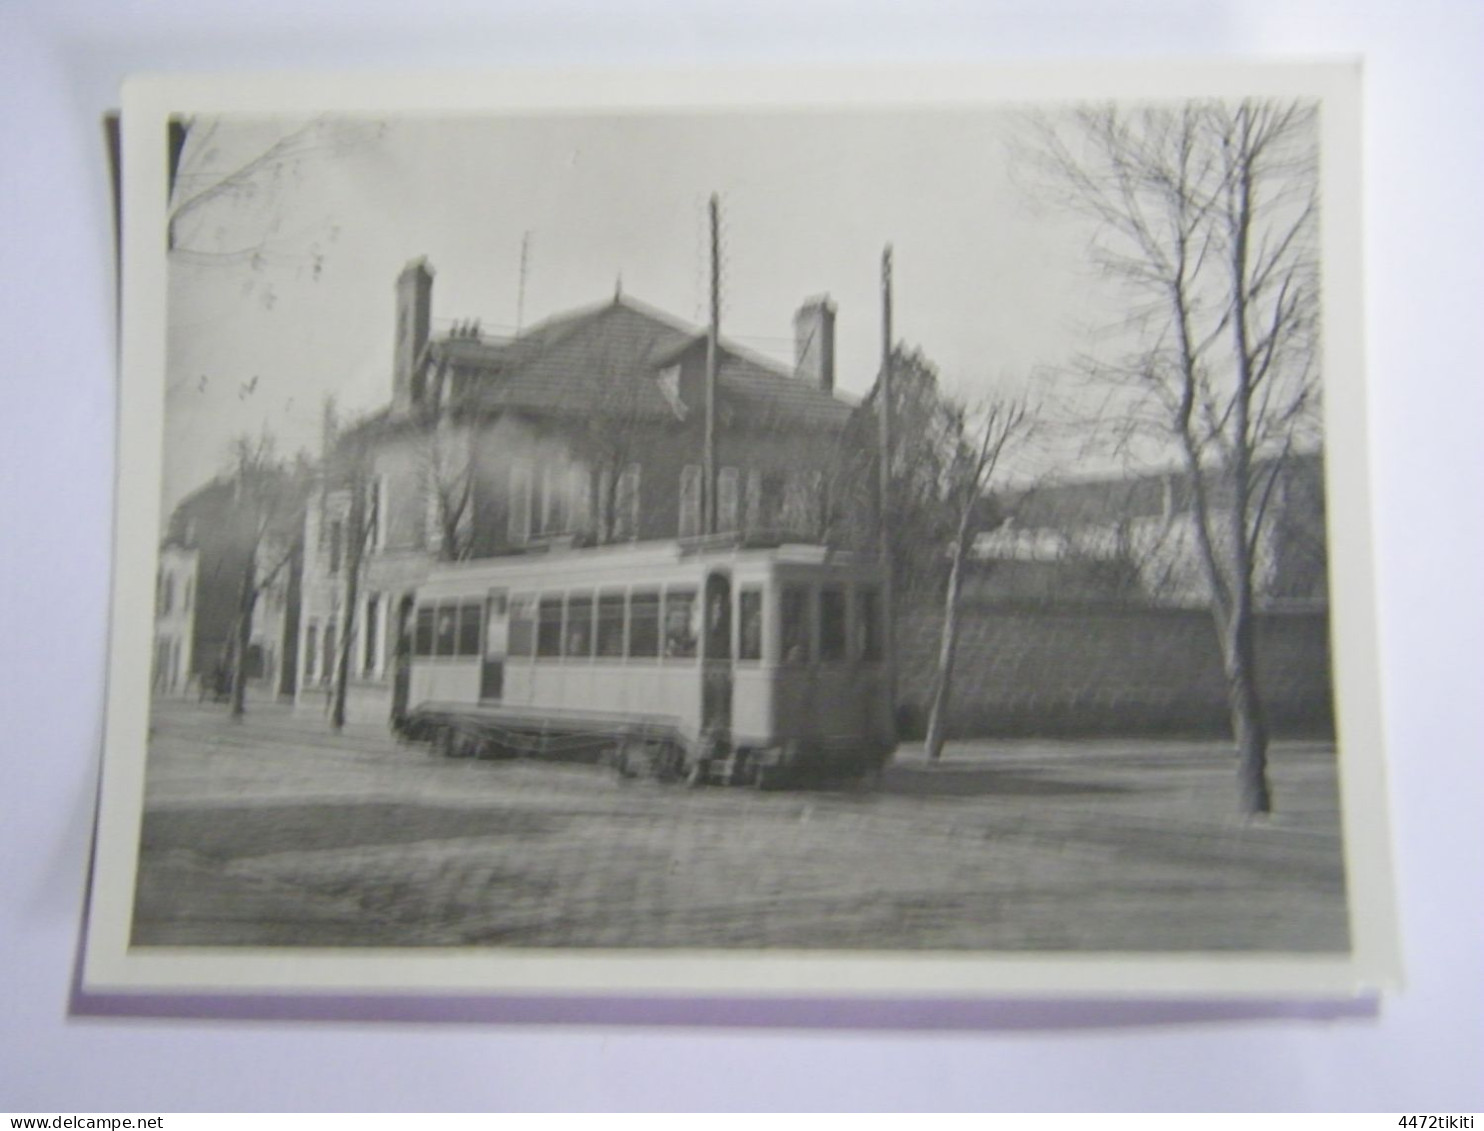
left=780, top=584, right=811, bottom=664
left=566, top=594, right=593, bottom=657
left=663, top=590, right=697, bottom=658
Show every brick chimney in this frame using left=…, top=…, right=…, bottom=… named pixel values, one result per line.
left=392, top=258, right=433, bottom=415
left=793, top=295, right=836, bottom=393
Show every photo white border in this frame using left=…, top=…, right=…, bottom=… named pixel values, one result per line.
left=85, top=60, right=1401, bottom=998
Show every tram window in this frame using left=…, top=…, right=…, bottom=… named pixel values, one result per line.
left=597, top=592, right=626, bottom=658
left=456, top=602, right=482, bottom=657
left=819, top=585, right=847, bottom=662
left=537, top=597, right=564, bottom=658
left=780, top=585, right=811, bottom=663
left=629, top=591, right=660, bottom=658
left=567, top=593, right=594, bottom=658
left=508, top=595, right=536, bottom=657
left=663, top=588, right=698, bottom=659
left=435, top=606, right=458, bottom=657
left=738, top=588, right=763, bottom=661
left=856, top=587, right=882, bottom=661
left=414, top=607, right=435, bottom=657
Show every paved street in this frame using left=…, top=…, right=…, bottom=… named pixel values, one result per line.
left=131, top=700, right=1350, bottom=951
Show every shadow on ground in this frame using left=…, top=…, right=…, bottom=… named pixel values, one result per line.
left=140, top=803, right=568, bottom=860
left=880, top=764, right=1140, bottom=798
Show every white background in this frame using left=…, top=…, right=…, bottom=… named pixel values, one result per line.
left=1, top=0, right=1480, bottom=1113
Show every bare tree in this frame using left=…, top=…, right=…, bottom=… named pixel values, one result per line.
left=563, top=339, right=672, bottom=545
left=322, top=429, right=382, bottom=732
left=221, top=434, right=309, bottom=719
left=1024, top=100, right=1322, bottom=814
left=924, top=395, right=1034, bottom=762
left=329, top=469, right=367, bottom=733
left=167, top=116, right=386, bottom=311
left=848, top=346, right=966, bottom=600
left=418, top=416, right=478, bottom=561
left=569, top=392, right=652, bottom=546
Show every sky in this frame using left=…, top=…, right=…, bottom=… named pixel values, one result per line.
left=162, top=107, right=1119, bottom=516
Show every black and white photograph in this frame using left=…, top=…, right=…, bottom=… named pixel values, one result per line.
left=84, top=65, right=1398, bottom=995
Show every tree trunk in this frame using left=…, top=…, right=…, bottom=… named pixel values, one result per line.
left=230, top=560, right=257, bottom=720
left=1217, top=585, right=1273, bottom=816
left=331, top=562, right=359, bottom=732
left=924, top=539, right=967, bottom=762
left=331, top=481, right=366, bottom=731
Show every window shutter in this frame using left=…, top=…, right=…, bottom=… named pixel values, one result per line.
left=617, top=464, right=640, bottom=540
left=569, top=465, right=591, bottom=533
left=744, top=469, right=762, bottom=534
left=717, top=467, right=740, bottom=534
left=596, top=467, right=614, bottom=541
left=508, top=462, right=531, bottom=544
left=679, top=465, right=702, bottom=538
left=423, top=469, right=441, bottom=551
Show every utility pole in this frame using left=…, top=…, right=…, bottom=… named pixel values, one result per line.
left=704, top=192, right=720, bottom=536
left=878, top=244, right=897, bottom=737
left=331, top=441, right=367, bottom=732
left=516, top=231, right=531, bottom=334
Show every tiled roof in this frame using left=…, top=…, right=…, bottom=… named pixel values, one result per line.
left=437, top=296, right=854, bottom=430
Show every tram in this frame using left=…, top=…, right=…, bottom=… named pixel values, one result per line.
left=395, top=538, right=895, bottom=786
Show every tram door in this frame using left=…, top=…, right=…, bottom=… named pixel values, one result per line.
left=391, top=595, right=414, bottom=726
left=481, top=590, right=508, bottom=701
left=702, top=571, right=733, bottom=738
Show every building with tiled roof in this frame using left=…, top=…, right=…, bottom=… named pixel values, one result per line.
left=297, top=259, right=869, bottom=722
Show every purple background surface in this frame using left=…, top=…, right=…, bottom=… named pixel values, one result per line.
left=2, top=0, right=1481, bottom=1113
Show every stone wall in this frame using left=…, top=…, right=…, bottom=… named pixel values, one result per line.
left=896, top=602, right=1334, bottom=739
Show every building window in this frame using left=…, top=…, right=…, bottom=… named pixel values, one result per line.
left=612, top=464, right=640, bottom=541
left=597, top=592, right=626, bottom=658
left=566, top=593, right=594, bottom=658
left=781, top=585, right=811, bottom=663
left=819, top=585, right=847, bottom=662
left=738, top=588, right=763, bottom=661
left=856, top=587, right=882, bottom=661
left=328, top=519, right=343, bottom=574
left=663, top=588, right=698, bottom=659
left=656, top=365, right=682, bottom=412
left=364, top=594, right=380, bottom=675
left=537, top=596, right=564, bottom=658
left=783, top=472, right=822, bottom=536
left=183, top=576, right=193, bottom=612
left=628, top=590, right=660, bottom=658
left=717, top=467, right=740, bottom=534
left=158, top=572, right=173, bottom=615
left=679, top=465, right=703, bottom=538
left=536, top=464, right=570, bottom=537
left=569, top=467, right=592, bottom=533
left=756, top=471, right=787, bottom=532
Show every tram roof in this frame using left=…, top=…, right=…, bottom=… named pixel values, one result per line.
left=418, top=538, right=880, bottom=595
